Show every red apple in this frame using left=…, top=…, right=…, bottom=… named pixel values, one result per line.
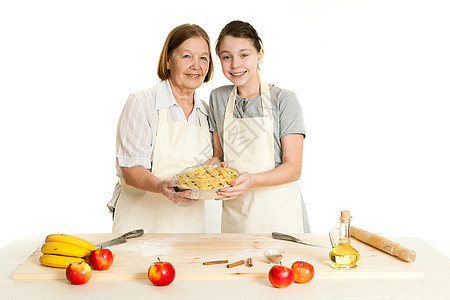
left=148, top=257, right=175, bottom=286
left=291, top=261, right=315, bottom=284
left=89, top=248, right=114, bottom=270
left=66, top=261, right=92, bottom=285
left=268, top=264, right=294, bottom=288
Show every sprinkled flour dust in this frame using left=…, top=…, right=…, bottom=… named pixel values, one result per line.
left=116, top=239, right=175, bottom=257
left=109, top=236, right=282, bottom=259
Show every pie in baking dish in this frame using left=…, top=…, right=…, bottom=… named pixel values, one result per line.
left=175, top=166, right=238, bottom=189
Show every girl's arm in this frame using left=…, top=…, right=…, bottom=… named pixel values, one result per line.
left=120, top=166, right=193, bottom=202
left=252, top=133, right=303, bottom=186
left=202, top=132, right=224, bottom=166
left=217, top=133, right=304, bottom=200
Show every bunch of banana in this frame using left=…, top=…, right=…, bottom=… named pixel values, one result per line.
left=45, top=234, right=96, bottom=250
left=39, top=234, right=96, bottom=268
left=39, top=254, right=89, bottom=268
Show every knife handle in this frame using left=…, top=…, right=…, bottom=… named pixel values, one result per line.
left=272, top=232, right=299, bottom=242
left=121, top=229, right=144, bottom=240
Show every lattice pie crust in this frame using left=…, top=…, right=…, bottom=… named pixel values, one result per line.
left=175, top=166, right=238, bottom=189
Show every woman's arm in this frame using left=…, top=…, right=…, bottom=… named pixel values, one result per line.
left=217, top=133, right=304, bottom=200
left=121, top=166, right=193, bottom=203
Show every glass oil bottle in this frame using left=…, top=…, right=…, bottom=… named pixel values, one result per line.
left=329, top=210, right=360, bottom=269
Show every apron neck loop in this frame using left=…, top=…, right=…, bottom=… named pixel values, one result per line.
left=225, top=77, right=271, bottom=120
left=158, top=107, right=206, bottom=127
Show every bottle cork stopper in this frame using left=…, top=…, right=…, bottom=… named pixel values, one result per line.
left=341, top=210, right=351, bottom=218
left=340, top=210, right=351, bottom=223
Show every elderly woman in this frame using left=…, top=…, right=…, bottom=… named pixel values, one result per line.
left=110, top=24, right=214, bottom=233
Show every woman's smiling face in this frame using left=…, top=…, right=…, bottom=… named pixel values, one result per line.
left=218, top=35, right=263, bottom=89
left=167, top=36, right=210, bottom=92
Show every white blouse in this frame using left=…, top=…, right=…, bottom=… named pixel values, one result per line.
left=115, top=80, right=209, bottom=177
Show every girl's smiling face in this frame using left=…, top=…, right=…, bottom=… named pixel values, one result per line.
left=218, top=35, right=264, bottom=91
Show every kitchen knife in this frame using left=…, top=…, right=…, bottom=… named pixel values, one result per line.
left=96, top=229, right=144, bottom=248
left=272, top=232, right=325, bottom=248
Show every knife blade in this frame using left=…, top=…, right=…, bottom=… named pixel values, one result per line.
left=96, top=229, right=144, bottom=248
left=272, top=232, right=325, bottom=248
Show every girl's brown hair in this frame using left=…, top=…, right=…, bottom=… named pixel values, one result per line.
left=215, top=20, right=263, bottom=55
left=157, top=24, right=214, bottom=82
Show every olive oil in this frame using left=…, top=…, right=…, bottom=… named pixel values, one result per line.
left=329, top=210, right=360, bottom=269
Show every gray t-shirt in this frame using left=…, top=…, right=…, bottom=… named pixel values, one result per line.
left=209, top=85, right=306, bottom=167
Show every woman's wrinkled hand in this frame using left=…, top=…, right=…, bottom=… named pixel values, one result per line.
left=158, top=179, right=195, bottom=203
left=215, top=172, right=251, bottom=201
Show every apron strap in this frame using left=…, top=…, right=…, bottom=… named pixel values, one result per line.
left=158, top=107, right=168, bottom=124
left=197, top=108, right=208, bottom=127
left=224, top=86, right=238, bottom=120
left=260, top=78, right=271, bottom=118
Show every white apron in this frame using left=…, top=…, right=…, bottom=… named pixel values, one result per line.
left=112, top=107, right=213, bottom=233
left=221, top=78, right=304, bottom=233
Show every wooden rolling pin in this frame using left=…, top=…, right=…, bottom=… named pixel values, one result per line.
left=350, top=226, right=416, bottom=262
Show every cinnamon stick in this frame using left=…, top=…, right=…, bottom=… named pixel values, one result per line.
left=202, top=260, right=228, bottom=265
left=350, top=226, right=416, bottom=262
left=226, top=260, right=245, bottom=268
left=246, top=258, right=253, bottom=267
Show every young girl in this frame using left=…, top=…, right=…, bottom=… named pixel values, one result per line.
left=209, top=20, right=310, bottom=233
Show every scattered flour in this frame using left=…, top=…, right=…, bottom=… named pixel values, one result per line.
left=109, top=236, right=283, bottom=259
left=116, top=239, right=175, bottom=257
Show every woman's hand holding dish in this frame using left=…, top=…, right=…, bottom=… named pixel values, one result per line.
left=216, top=172, right=251, bottom=200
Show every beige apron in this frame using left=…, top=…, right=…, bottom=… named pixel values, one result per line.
left=221, top=78, right=304, bottom=233
left=112, top=107, right=212, bottom=233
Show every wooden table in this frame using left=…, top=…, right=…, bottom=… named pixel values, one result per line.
left=2, top=233, right=450, bottom=299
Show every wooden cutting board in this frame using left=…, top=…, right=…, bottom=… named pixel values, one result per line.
left=13, top=233, right=423, bottom=280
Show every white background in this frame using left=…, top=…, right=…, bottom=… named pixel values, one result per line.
left=1, top=0, right=449, bottom=258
